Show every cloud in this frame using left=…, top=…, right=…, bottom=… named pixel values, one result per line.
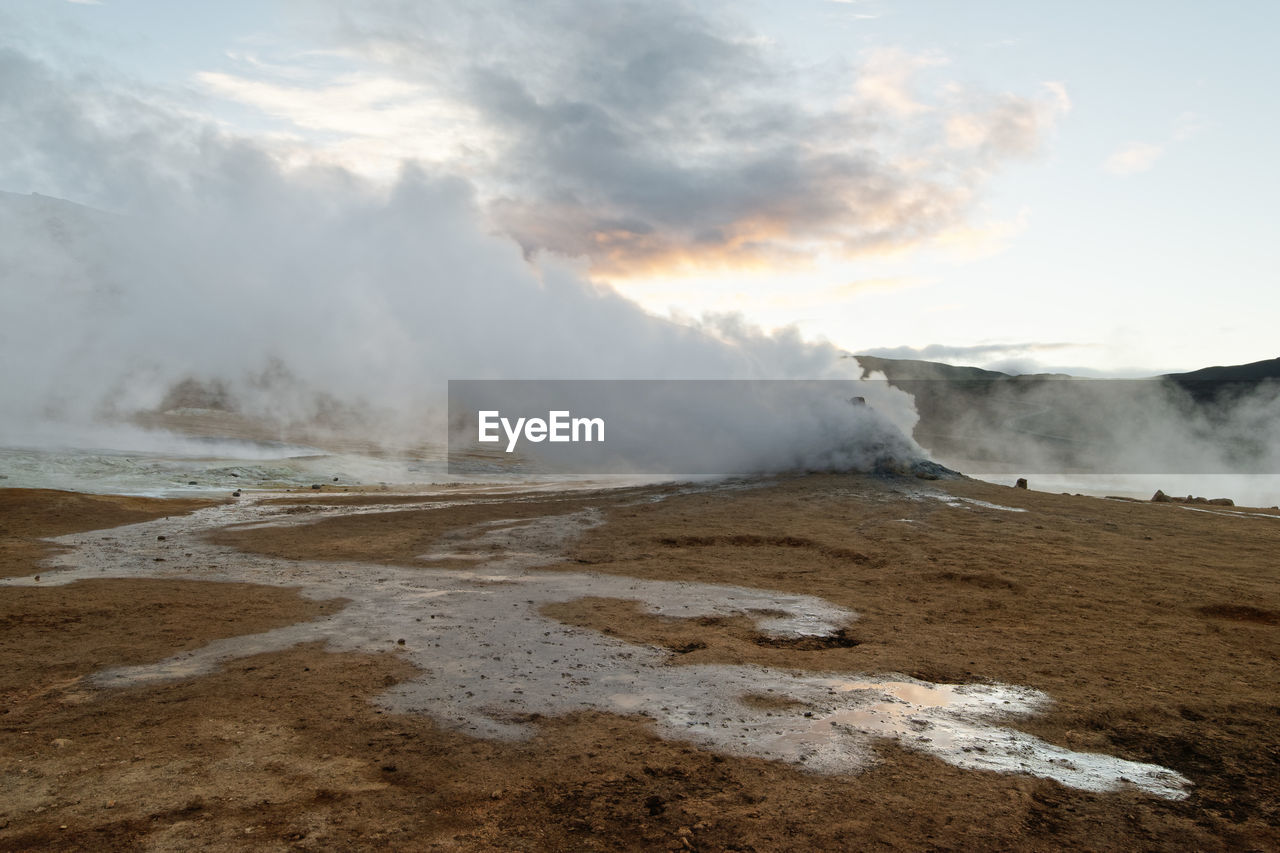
left=1103, top=112, right=1206, bottom=178
left=1105, top=142, right=1163, bottom=175
left=853, top=47, right=946, bottom=117
left=0, top=46, right=925, bottom=468
left=192, top=0, right=1067, bottom=279
left=0, top=48, right=204, bottom=207
left=194, top=68, right=495, bottom=176
left=944, top=83, right=1070, bottom=158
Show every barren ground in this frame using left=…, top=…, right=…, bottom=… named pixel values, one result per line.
left=1, top=476, right=1277, bottom=851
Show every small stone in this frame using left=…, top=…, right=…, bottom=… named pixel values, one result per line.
left=1014, top=478, right=1028, bottom=489
left=157, top=535, right=166, bottom=541
left=397, top=638, right=406, bottom=645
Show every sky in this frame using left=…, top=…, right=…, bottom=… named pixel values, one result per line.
left=3, top=0, right=1278, bottom=376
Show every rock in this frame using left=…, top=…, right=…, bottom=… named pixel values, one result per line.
left=188, top=481, right=197, bottom=485
left=1207, top=498, right=1235, bottom=506
left=156, top=535, right=166, bottom=541
left=1015, top=478, right=1028, bottom=489
left=311, top=484, right=322, bottom=490
left=232, top=490, right=241, bottom=497
left=1151, top=490, right=1171, bottom=502
left=1190, top=496, right=1207, bottom=504
left=907, top=459, right=962, bottom=480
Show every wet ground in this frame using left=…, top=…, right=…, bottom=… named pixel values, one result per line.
left=1, top=476, right=1277, bottom=849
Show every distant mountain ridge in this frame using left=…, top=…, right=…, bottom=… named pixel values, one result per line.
left=852, top=354, right=1280, bottom=384
left=852, top=355, right=1071, bottom=382
left=849, top=354, right=1280, bottom=474
left=1163, top=357, right=1280, bottom=383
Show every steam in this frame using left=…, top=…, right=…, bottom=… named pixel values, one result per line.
left=862, top=365, right=1280, bottom=506
left=0, top=47, right=922, bottom=474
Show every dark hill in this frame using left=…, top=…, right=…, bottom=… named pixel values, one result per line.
left=1163, top=357, right=1280, bottom=382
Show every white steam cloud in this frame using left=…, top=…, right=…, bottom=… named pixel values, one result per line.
left=0, top=47, right=922, bottom=474
left=863, top=366, right=1280, bottom=506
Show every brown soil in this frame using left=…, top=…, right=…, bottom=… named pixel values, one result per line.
left=0, top=489, right=221, bottom=580
left=2, top=477, right=1278, bottom=850
left=213, top=491, right=611, bottom=565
